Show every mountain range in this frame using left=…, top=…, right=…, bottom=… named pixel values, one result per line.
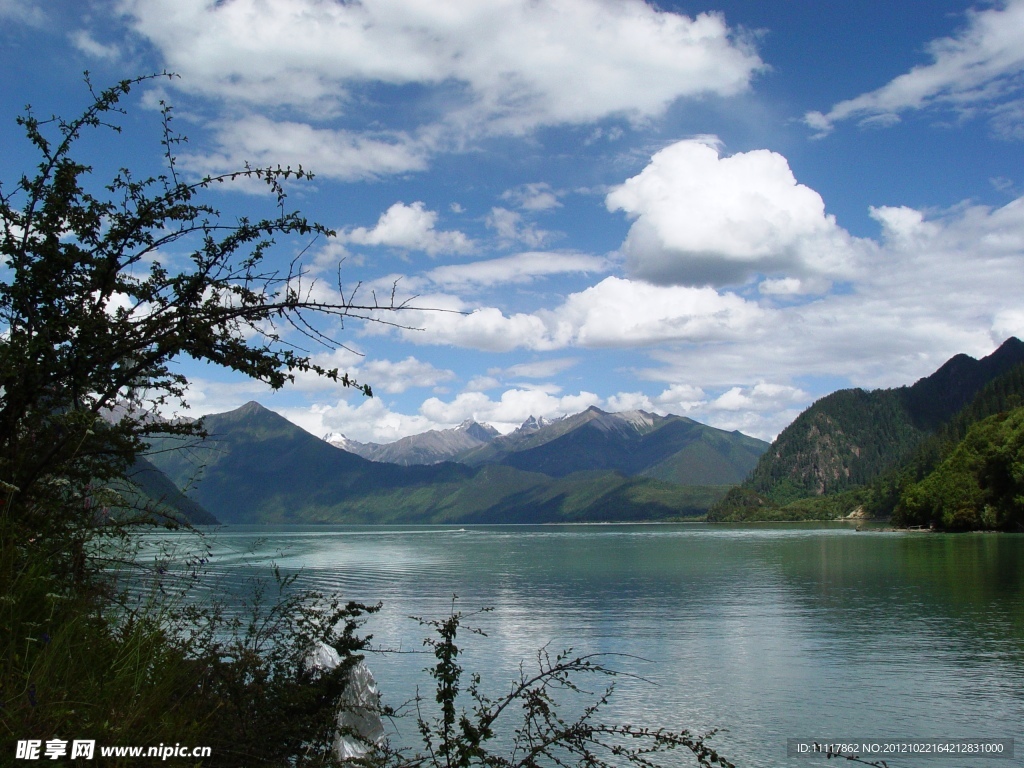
left=134, top=337, right=1024, bottom=528
left=145, top=404, right=768, bottom=524
left=327, top=406, right=765, bottom=485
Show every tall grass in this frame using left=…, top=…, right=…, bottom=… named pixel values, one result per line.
left=0, top=511, right=213, bottom=764
left=0, top=501, right=375, bottom=767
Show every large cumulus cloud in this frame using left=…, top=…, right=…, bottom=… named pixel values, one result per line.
left=606, top=138, right=863, bottom=287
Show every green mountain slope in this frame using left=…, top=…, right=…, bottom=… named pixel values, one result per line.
left=710, top=338, right=1024, bottom=521
left=903, top=338, right=1024, bottom=430
left=124, top=457, right=219, bottom=525
left=288, top=465, right=729, bottom=525
left=147, top=402, right=730, bottom=523
left=639, top=428, right=767, bottom=485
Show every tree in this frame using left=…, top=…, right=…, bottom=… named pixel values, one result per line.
left=0, top=73, right=404, bottom=550
left=894, top=406, right=1024, bottom=531
left=0, top=74, right=414, bottom=763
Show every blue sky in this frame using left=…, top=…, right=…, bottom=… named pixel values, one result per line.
left=3, top=0, right=1024, bottom=442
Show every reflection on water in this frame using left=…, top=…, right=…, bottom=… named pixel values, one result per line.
left=145, top=524, right=1024, bottom=768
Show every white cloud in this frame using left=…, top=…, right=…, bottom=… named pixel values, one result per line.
left=503, top=358, right=579, bottom=379
left=165, top=137, right=1024, bottom=446
left=70, top=30, right=120, bottom=59
left=184, top=116, right=430, bottom=182
left=585, top=126, right=625, bottom=145
left=607, top=381, right=803, bottom=441
left=804, top=0, right=1024, bottom=138
left=708, top=382, right=808, bottom=413
left=868, top=205, right=943, bottom=247
left=693, top=405, right=805, bottom=443
left=206, top=347, right=455, bottom=401
left=606, top=138, right=862, bottom=286
left=873, top=197, right=1024, bottom=255
left=758, top=277, right=822, bottom=296
left=425, top=251, right=610, bottom=290
left=295, top=396, right=439, bottom=444
left=309, top=241, right=357, bottom=275
left=516, top=382, right=564, bottom=395
left=393, top=276, right=763, bottom=352
left=0, top=0, right=44, bottom=25
left=636, top=193, right=1024, bottom=399
left=993, top=308, right=1024, bottom=338
left=175, top=377, right=277, bottom=419
left=486, top=207, right=552, bottom=248
left=119, top=0, right=763, bottom=134
left=344, top=202, right=473, bottom=256
left=604, top=391, right=655, bottom=413
left=291, top=154, right=1024, bottom=443
left=404, top=304, right=556, bottom=353
left=654, top=384, right=707, bottom=413
left=295, top=348, right=367, bottom=380
left=501, top=183, right=563, bottom=211
left=466, top=375, right=501, bottom=392
left=991, top=176, right=1017, bottom=194
left=361, top=357, right=456, bottom=394
left=991, top=98, right=1024, bottom=140
left=554, top=277, right=764, bottom=347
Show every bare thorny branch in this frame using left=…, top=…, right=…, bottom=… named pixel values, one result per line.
left=368, top=598, right=734, bottom=768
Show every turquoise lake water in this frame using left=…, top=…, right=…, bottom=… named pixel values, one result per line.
left=157, top=523, right=1024, bottom=767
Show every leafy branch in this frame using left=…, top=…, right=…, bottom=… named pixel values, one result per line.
left=0, top=73, right=447, bottom=545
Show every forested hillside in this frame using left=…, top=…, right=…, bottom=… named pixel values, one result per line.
left=710, top=339, right=1024, bottom=527
left=894, top=406, right=1024, bottom=531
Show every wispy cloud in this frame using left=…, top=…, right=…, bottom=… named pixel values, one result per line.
left=0, top=0, right=45, bottom=26
left=69, top=30, right=120, bottom=59
left=182, top=116, right=431, bottom=182
left=501, top=183, right=563, bottom=211
left=501, top=358, right=580, bottom=379
left=804, top=0, right=1024, bottom=138
left=486, top=208, right=555, bottom=249
left=425, top=252, right=610, bottom=290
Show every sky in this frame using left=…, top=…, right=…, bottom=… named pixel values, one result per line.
left=3, top=0, right=1024, bottom=443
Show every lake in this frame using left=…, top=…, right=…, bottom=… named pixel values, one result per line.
left=163, top=523, right=1024, bottom=767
